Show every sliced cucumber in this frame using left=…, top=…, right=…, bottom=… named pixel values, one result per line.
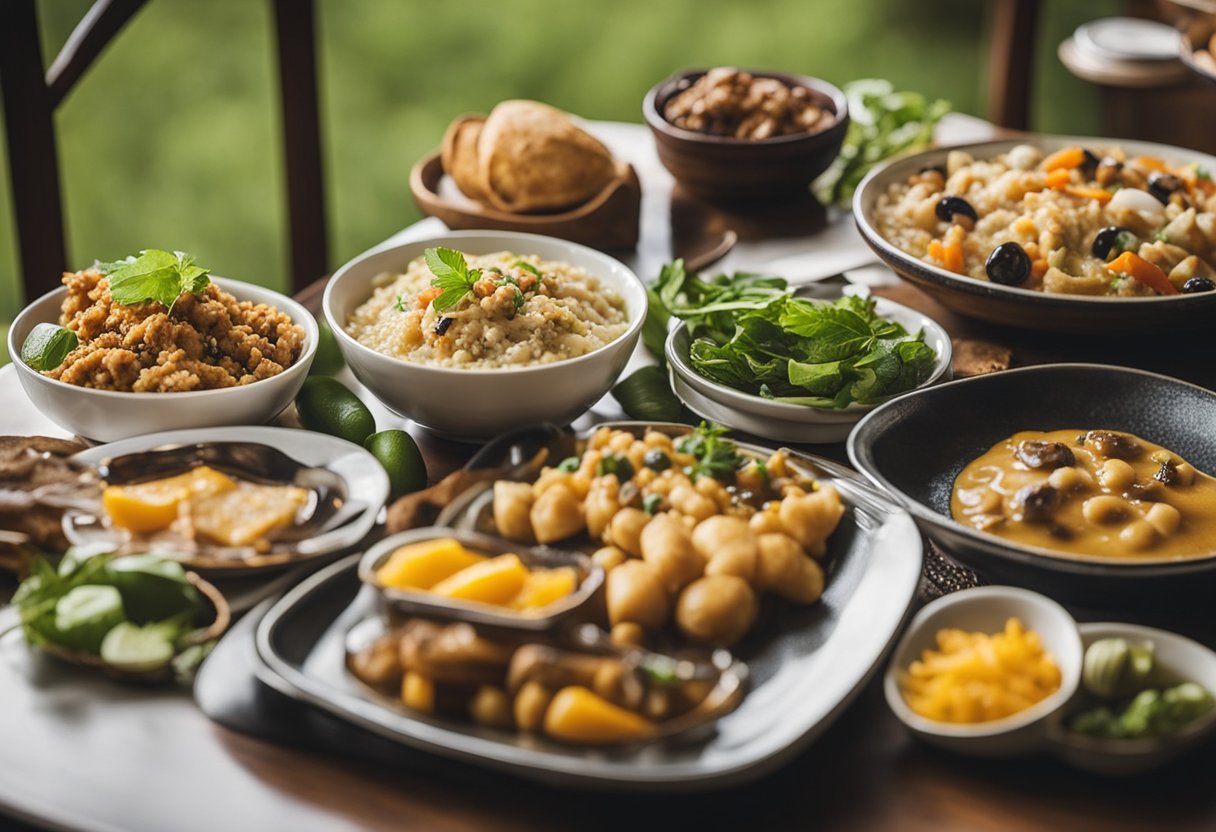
left=54, top=585, right=125, bottom=654
left=105, top=555, right=199, bottom=623
left=100, top=622, right=176, bottom=672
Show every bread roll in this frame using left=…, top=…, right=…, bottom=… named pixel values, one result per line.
left=441, top=115, right=487, bottom=202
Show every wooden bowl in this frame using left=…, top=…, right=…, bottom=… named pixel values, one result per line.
left=642, top=69, right=849, bottom=201
left=409, top=153, right=640, bottom=250
left=40, top=570, right=231, bottom=682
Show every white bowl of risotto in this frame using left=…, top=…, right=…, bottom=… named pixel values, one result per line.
left=323, top=231, right=647, bottom=439
left=9, top=276, right=317, bottom=442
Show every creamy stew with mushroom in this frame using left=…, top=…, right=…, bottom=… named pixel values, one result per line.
left=952, top=429, right=1216, bottom=559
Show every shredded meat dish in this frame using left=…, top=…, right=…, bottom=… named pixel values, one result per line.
left=47, top=269, right=305, bottom=392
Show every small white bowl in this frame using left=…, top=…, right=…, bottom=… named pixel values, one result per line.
left=322, top=230, right=646, bottom=440
left=8, top=277, right=318, bottom=442
left=884, top=586, right=1083, bottom=756
left=1047, top=622, right=1216, bottom=775
left=665, top=295, right=952, bottom=444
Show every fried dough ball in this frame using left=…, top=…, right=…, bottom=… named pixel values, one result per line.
left=530, top=482, right=584, bottom=543
left=692, top=515, right=758, bottom=583
left=606, top=559, right=669, bottom=630
left=493, top=481, right=535, bottom=542
left=675, top=575, right=757, bottom=646
left=778, top=484, right=845, bottom=557
left=640, top=512, right=704, bottom=592
left=756, top=533, right=825, bottom=604
left=584, top=475, right=621, bottom=540
left=606, top=507, right=650, bottom=556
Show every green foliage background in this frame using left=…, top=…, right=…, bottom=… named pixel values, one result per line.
left=0, top=0, right=1120, bottom=363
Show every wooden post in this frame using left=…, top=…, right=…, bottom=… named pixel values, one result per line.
left=987, top=0, right=1042, bottom=130
left=273, top=0, right=329, bottom=291
left=0, top=0, right=70, bottom=300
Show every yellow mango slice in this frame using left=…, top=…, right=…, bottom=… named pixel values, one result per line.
left=187, top=484, right=309, bottom=547
left=542, top=686, right=654, bottom=743
left=374, top=538, right=486, bottom=590
left=103, top=466, right=236, bottom=534
left=429, top=553, right=528, bottom=606
left=401, top=671, right=435, bottom=712
left=510, top=566, right=578, bottom=611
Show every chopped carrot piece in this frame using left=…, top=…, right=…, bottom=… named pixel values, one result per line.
left=1041, top=146, right=1085, bottom=172
left=1106, top=251, right=1178, bottom=295
left=1044, top=169, right=1071, bottom=189
left=927, top=240, right=945, bottom=261
left=1063, top=186, right=1113, bottom=203
left=942, top=240, right=965, bottom=274
left=1132, top=155, right=1169, bottom=172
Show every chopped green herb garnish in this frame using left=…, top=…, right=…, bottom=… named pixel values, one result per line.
left=512, top=288, right=525, bottom=311
left=393, top=294, right=407, bottom=312
left=425, top=247, right=482, bottom=312
left=1152, top=230, right=1170, bottom=243
left=512, top=260, right=542, bottom=278
left=677, top=421, right=743, bottom=481
left=556, top=456, right=580, bottom=473
left=643, top=493, right=663, bottom=515
left=97, top=249, right=211, bottom=311
left=1114, top=230, right=1139, bottom=254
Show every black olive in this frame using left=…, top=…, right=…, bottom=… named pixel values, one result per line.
left=434, top=316, right=453, bottom=336
left=1015, top=483, right=1060, bottom=522
left=1091, top=226, right=1125, bottom=260
left=1183, top=277, right=1216, bottom=293
left=1082, top=430, right=1142, bottom=460
left=985, top=242, right=1031, bottom=286
left=1147, top=172, right=1183, bottom=205
left=1015, top=440, right=1075, bottom=470
left=643, top=448, right=672, bottom=471
left=935, top=195, right=978, bottom=224
left=1081, top=148, right=1100, bottom=173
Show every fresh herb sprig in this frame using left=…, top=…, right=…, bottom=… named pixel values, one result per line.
left=97, top=249, right=211, bottom=312
left=425, top=247, right=482, bottom=312
left=676, top=421, right=744, bottom=481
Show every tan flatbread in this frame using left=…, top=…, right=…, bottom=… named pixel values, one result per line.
left=441, top=115, right=488, bottom=202
left=476, top=100, right=616, bottom=214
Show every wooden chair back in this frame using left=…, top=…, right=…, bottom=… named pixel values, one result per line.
left=0, top=0, right=328, bottom=301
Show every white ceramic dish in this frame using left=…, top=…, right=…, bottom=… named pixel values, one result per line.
left=1075, top=17, right=1182, bottom=62
left=68, top=426, right=389, bottom=572
left=7, top=277, right=318, bottom=442
left=665, top=295, right=952, bottom=444
left=322, top=230, right=647, bottom=440
left=884, top=586, right=1083, bottom=756
left=1047, top=622, right=1216, bottom=775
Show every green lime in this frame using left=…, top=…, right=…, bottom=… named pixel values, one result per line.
left=309, top=318, right=346, bottom=376
left=295, top=377, right=375, bottom=445
left=100, top=621, right=176, bottom=672
left=364, top=429, right=428, bottom=499
left=20, top=322, right=78, bottom=371
left=54, top=585, right=126, bottom=654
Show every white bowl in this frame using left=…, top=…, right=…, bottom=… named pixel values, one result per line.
left=884, top=586, right=1083, bottom=756
left=8, top=277, right=318, bottom=442
left=1047, top=622, right=1216, bottom=775
left=665, top=295, right=952, bottom=444
left=322, top=230, right=647, bottom=440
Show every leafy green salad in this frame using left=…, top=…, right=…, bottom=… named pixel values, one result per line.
left=647, top=260, right=939, bottom=409
left=8, top=548, right=215, bottom=678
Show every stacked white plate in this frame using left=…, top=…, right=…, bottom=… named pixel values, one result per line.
left=1061, top=17, right=1188, bottom=87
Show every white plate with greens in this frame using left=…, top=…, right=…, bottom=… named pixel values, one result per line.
left=662, top=284, right=952, bottom=444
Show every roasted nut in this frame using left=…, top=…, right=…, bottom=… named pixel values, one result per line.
left=1014, top=440, right=1075, bottom=470
left=1081, top=430, right=1142, bottom=460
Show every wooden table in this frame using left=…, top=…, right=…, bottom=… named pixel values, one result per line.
left=3, top=116, right=1216, bottom=832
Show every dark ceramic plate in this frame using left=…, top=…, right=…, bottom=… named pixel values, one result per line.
left=853, top=136, right=1216, bottom=334
left=847, top=364, right=1216, bottom=599
left=252, top=422, right=923, bottom=790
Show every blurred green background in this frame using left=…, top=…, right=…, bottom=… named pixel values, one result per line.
left=0, top=0, right=1120, bottom=364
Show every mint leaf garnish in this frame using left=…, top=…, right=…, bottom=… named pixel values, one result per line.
left=100, top=249, right=211, bottom=312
